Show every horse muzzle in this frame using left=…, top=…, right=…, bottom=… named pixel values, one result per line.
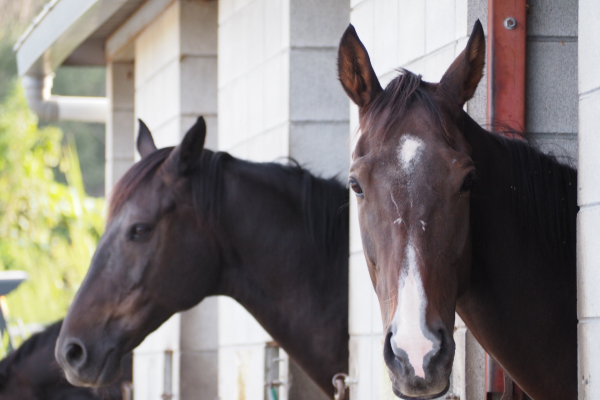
left=55, top=336, right=122, bottom=388
left=383, top=323, right=454, bottom=400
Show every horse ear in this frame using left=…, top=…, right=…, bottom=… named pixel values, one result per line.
left=338, top=24, right=383, bottom=108
left=137, top=119, right=157, bottom=158
left=172, top=116, right=207, bottom=176
left=438, top=20, right=485, bottom=107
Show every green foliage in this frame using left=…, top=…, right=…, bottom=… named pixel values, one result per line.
left=0, top=81, right=104, bottom=325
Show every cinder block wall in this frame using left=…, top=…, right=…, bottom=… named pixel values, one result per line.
left=577, top=0, right=599, bottom=398
left=526, top=0, right=578, bottom=164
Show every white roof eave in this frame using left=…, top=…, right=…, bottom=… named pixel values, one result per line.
left=15, top=0, right=130, bottom=77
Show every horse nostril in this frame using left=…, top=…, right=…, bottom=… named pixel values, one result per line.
left=64, top=340, right=87, bottom=369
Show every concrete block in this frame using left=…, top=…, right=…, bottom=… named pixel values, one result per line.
left=135, top=59, right=180, bottom=132
left=577, top=206, right=600, bottom=319
left=349, top=196, right=363, bottom=254
left=526, top=41, right=578, bottom=135
left=244, top=0, right=265, bottom=74
left=351, top=0, right=370, bottom=9
left=425, top=0, right=456, bottom=54
left=151, top=116, right=181, bottom=148
left=290, top=0, right=349, bottom=48
left=578, top=91, right=600, bottom=206
left=397, top=0, right=425, bottom=67
left=218, top=76, right=253, bottom=150
left=180, top=298, right=219, bottom=352
left=350, top=0, right=374, bottom=58
left=289, top=121, right=350, bottom=178
left=217, top=18, right=237, bottom=87
left=263, top=51, right=290, bottom=131
left=371, top=0, right=399, bottom=76
left=465, top=328, right=486, bottom=399
left=180, top=0, right=218, bottom=57
left=133, top=352, right=164, bottom=400
left=217, top=82, right=237, bottom=148
left=134, top=2, right=179, bottom=87
left=219, top=345, right=266, bottom=400
left=349, top=253, right=372, bottom=336
left=108, top=62, right=135, bottom=110
left=578, top=321, right=600, bottom=399
left=179, top=350, right=219, bottom=400
left=349, top=336, right=394, bottom=399
left=219, top=0, right=235, bottom=24
left=404, top=41, right=456, bottom=82
left=246, top=66, right=265, bottom=137
left=135, top=314, right=181, bottom=354
left=181, top=56, right=218, bottom=115
left=579, top=0, right=600, bottom=94
left=289, top=48, right=349, bottom=122
left=227, top=123, right=290, bottom=162
left=455, top=0, right=468, bottom=40
left=105, top=159, right=134, bottom=194
left=529, top=134, right=578, bottom=167
left=109, top=110, right=135, bottom=159
left=467, top=0, right=488, bottom=35
left=264, top=0, right=289, bottom=59
left=218, top=296, right=271, bottom=347
left=527, top=0, right=578, bottom=38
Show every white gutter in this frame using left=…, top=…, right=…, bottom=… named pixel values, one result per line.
left=14, top=0, right=132, bottom=124
left=22, top=74, right=108, bottom=123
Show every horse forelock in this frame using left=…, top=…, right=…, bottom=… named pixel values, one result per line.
left=359, top=69, right=451, bottom=147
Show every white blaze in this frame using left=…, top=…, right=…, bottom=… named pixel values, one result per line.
left=398, top=135, right=424, bottom=172
left=391, top=244, right=434, bottom=379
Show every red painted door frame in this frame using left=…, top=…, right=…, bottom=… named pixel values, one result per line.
left=485, top=0, right=526, bottom=398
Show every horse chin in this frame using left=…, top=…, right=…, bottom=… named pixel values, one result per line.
left=391, top=380, right=450, bottom=400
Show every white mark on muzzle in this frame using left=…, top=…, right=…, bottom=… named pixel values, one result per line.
left=391, top=243, right=434, bottom=379
left=420, top=220, right=427, bottom=231
left=398, top=135, right=424, bottom=173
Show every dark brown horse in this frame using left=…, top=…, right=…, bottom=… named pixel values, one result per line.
left=337, top=21, right=577, bottom=400
left=0, top=320, right=131, bottom=400
left=55, top=118, right=349, bottom=398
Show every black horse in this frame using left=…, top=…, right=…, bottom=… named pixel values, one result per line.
left=56, top=118, right=350, bottom=398
left=0, top=320, right=131, bottom=399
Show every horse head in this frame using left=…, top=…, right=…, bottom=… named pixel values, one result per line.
left=55, top=118, right=221, bottom=387
left=338, top=21, right=485, bottom=399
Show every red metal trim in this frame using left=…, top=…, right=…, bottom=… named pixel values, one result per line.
left=487, top=0, right=527, bottom=131
left=485, top=0, right=527, bottom=397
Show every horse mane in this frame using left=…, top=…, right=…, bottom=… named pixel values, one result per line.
left=190, top=151, right=349, bottom=267
left=108, top=148, right=349, bottom=267
left=492, top=133, right=578, bottom=265
left=360, top=69, right=451, bottom=143
left=0, top=320, right=62, bottom=381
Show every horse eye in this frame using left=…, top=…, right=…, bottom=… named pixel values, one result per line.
left=349, top=179, right=364, bottom=198
left=460, top=171, right=476, bottom=194
left=131, top=224, right=152, bottom=240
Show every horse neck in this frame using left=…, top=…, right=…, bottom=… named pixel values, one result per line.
left=457, top=113, right=577, bottom=399
left=212, top=159, right=349, bottom=395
